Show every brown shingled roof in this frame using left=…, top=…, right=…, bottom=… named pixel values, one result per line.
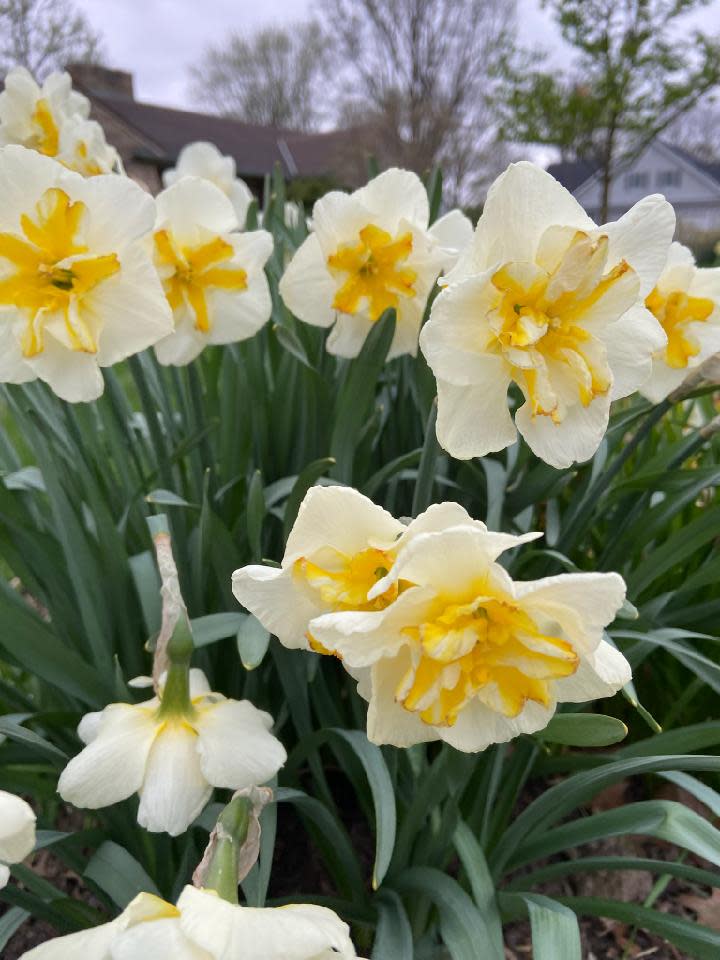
left=90, top=91, right=352, bottom=180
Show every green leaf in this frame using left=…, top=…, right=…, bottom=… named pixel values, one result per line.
left=283, top=457, right=336, bottom=542
left=453, top=822, right=504, bottom=960
left=331, top=728, right=396, bottom=889
left=538, top=713, right=628, bottom=747
left=129, top=550, right=162, bottom=637
left=411, top=400, right=439, bottom=516
left=246, top=469, right=265, bottom=560
left=551, top=896, right=720, bottom=960
left=524, top=894, right=581, bottom=960
left=0, top=717, right=67, bottom=762
left=145, top=489, right=196, bottom=508
left=84, top=841, right=160, bottom=909
left=330, top=311, right=395, bottom=483
left=511, top=800, right=720, bottom=871
left=0, top=907, right=28, bottom=951
left=236, top=614, right=271, bottom=670
left=372, top=889, right=413, bottom=960
left=394, top=867, right=492, bottom=960
left=191, top=612, right=246, bottom=648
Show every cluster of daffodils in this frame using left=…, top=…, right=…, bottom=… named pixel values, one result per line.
left=0, top=67, right=118, bottom=175
left=233, top=486, right=631, bottom=750
left=0, top=68, right=274, bottom=400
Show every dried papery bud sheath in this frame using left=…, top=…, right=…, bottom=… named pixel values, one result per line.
left=147, top=513, right=191, bottom=693
left=193, top=786, right=273, bottom=904
left=667, top=351, right=720, bottom=405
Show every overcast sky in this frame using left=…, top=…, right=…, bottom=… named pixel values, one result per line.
left=69, top=0, right=575, bottom=109
left=74, top=0, right=720, bottom=111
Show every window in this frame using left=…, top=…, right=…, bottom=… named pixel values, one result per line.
left=624, top=171, right=649, bottom=190
left=656, top=169, right=682, bottom=189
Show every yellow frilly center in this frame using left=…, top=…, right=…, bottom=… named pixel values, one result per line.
left=31, top=98, right=60, bottom=157
left=645, top=286, right=714, bottom=369
left=489, top=231, right=633, bottom=422
left=398, top=591, right=578, bottom=727
left=154, top=230, right=248, bottom=334
left=328, top=223, right=417, bottom=321
left=295, top=546, right=403, bottom=655
left=0, top=187, right=120, bottom=356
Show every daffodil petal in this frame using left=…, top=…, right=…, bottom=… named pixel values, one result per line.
left=137, top=722, right=211, bottom=836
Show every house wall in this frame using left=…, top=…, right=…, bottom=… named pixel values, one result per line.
left=574, top=142, right=720, bottom=233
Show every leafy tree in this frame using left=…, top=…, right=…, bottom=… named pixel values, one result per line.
left=0, top=0, right=104, bottom=78
left=501, top=0, right=720, bottom=220
left=190, top=23, right=328, bottom=131
left=321, top=0, right=517, bottom=202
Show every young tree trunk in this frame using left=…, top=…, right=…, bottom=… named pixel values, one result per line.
left=600, top=118, right=617, bottom=223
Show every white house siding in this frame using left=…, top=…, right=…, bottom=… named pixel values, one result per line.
left=572, top=141, right=720, bottom=233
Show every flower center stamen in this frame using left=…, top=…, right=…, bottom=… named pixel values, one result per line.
left=328, top=223, right=417, bottom=321
left=645, top=286, right=714, bottom=369
left=398, top=592, right=578, bottom=726
left=0, top=187, right=120, bottom=356
left=154, top=230, right=248, bottom=334
left=488, top=231, right=635, bottom=423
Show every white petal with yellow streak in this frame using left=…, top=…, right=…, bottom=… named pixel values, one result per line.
left=447, top=162, right=593, bottom=283
left=112, top=917, right=211, bottom=960
left=514, top=571, right=626, bottom=655
left=137, top=721, right=211, bottom=836
left=515, top=391, right=611, bottom=469
left=283, top=485, right=404, bottom=566
left=554, top=639, right=631, bottom=703
left=601, top=303, right=667, bottom=401
left=232, top=563, right=323, bottom=650
left=598, top=194, right=675, bottom=298
left=177, top=885, right=358, bottom=959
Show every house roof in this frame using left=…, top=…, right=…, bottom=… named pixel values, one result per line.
left=547, top=141, right=720, bottom=194
left=89, top=91, right=350, bottom=180
left=546, top=158, right=600, bottom=192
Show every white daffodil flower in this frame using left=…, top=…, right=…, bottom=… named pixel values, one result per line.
left=0, top=790, right=36, bottom=888
left=163, top=141, right=255, bottom=229
left=232, top=485, right=510, bottom=654
left=0, top=146, right=172, bottom=401
left=420, top=161, right=676, bottom=469
left=19, top=886, right=362, bottom=959
left=152, top=178, right=273, bottom=366
left=308, top=524, right=631, bottom=752
left=641, top=241, right=720, bottom=402
left=0, top=67, right=119, bottom=175
left=278, top=168, right=472, bottom=360
left=57, top=669, right=286, bottom=836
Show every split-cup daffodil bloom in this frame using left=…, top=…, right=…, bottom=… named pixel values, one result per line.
left=57, top=668, right=286, bottom=836
left=278, top=168, right=472, bottom=359
left=20, top=886, right=361, bottom=959
left=0, top=790, right=36, bottom=888
left=641, top=241, right=720, bottom=402
left=0, top=66, right=119, bottom=176
left=420, top=161, right=675, bottom=468
left=308, top=524, right=631, bottom=751
left=152, top=177, right=273, bottom=365
left=0, top=145, right=172, bottom=401
left=163, top=140, right=255, bottom=229
left=231, top=484, right=528, bottom=653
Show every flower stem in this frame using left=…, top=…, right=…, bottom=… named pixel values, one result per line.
left=202, top=796, right=251, bottom=905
